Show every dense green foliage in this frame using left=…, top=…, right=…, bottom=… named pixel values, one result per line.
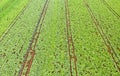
left=0, top=0, right=29, bottom=37
left=0, top=0, right=120, bottom=76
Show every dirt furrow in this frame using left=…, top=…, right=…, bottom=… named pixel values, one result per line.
left=18, top=0, right=50, bottom=76
left=84, top=0, right=120, bottom=72
left=64, top=0, right=78, bottom=76
left=0, top=0, right=31, bottom=42
left=100, top=0, right=120, bottom=19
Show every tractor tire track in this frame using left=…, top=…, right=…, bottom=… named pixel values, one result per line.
left=18, top=0, right=49, bottom=76
left=0, top=0, right=31, bottom=42
left=100, top=0, right=120, bottom=19
left=64, top=0, right=78, bottom=76
left=84, top=0, right=120, bottom=72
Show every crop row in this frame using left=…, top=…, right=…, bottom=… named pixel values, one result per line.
left=0, top=0, right=46, bottom=75
left=0, top=0, right=119, bottom=76
left=0, top=0, right=29, bottom=37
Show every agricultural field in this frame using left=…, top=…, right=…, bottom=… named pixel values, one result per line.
left=0, top=0, right=120, bottom=76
